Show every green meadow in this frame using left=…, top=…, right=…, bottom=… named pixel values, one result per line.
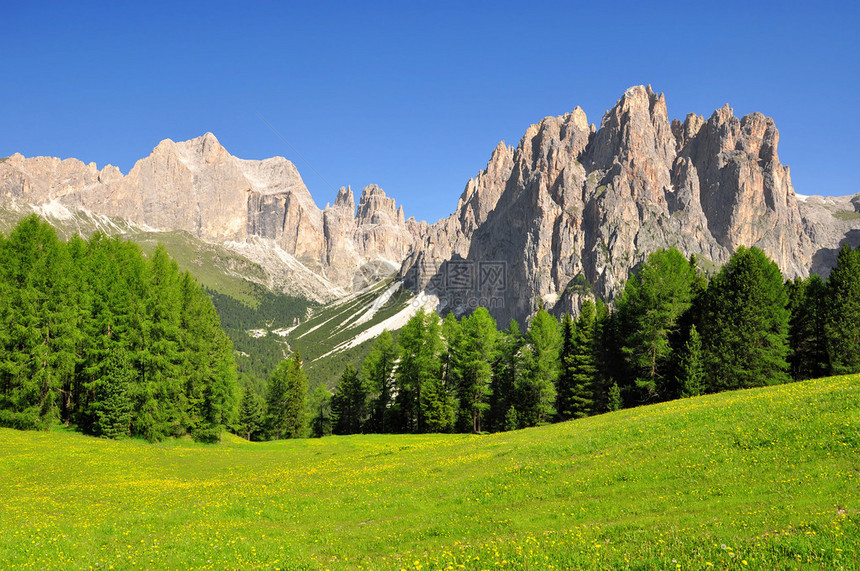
left=1, top=375, right=858, bottom=570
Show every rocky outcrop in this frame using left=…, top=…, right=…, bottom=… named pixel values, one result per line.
left=0, top=133, right=418, bottom=298
left=402, top=86, right=860, bottom=324
left=2, top=87, right=858, bottom=321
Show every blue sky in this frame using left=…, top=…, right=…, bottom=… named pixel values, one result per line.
left=2, top=1, right=858, bottom=222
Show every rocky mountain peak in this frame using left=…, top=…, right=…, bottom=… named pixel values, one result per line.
left=332, top=186, right=356, bottom=213
left=356, top=184, right=399, bottom=224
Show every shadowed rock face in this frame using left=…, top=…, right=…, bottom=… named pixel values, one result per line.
left=2, top=87, right=858, bottom=321
left=401, top=86, right=859, bottom=324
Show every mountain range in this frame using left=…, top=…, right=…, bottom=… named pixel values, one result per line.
left=2, top=85, right=859, bottom=328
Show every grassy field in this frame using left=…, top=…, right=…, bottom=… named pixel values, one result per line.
left=1, top=376, right=858, bottom=570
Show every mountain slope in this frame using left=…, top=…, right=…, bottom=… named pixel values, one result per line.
left=0, top=374, right=857, bottom=569
left=0, top=134, right=420, bottom=301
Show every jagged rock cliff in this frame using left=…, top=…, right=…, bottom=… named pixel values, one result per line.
left=2, top=86, right=858, bottom=320
left=402, top=86, right=860, bottom=324
left=0, top=134, right=418, bottom=300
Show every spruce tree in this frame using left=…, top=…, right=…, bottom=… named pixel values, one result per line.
left=331, top=364, right=368, bottom=435
left=308, top=384, right=331, bottom=438
left=238, top=384, right=264, bottom=440
left=701, top=246, right=790, bottom=390
left=677, top=325, right=704, bottom=397
left=555, top=313, right=576, bottom=421
left=606, top=381, right=622, bottom=412
left=825, top=244, right=860, bottom=375
left=787, top=275, right=828, bottom=380
left=566, top=300, right=598, bottom=418
left=487, top=320, right=521, bottom=432
left=282, top=353, right=308, bottom=438
left=90, top=346, right=134, bottom=438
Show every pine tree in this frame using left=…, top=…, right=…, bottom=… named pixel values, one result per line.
left=265, top=360, right=289, bottom=440
left=331, top=364, right=368, bottom=435
left=90, top=346, right=134, bottom=439
left=395, top=309, right=443, bottom=432
left=677, top=325, right=704, bottom=397
left=238, top=384, right=264, bottom=441
left=282, top=353, right=308, bottom=439
left=487, top=320, right=521, bottom=432
left=701, top=246, right=790, bottom=390
left=308, top=384, right=331, bottom=438
left=555, top=313, right=576, bottom=421
left=566, top=300, right=597, bottom=418
left=787, top=275, right=828, bottom=380
left=825, top=244, right=860, bottom=375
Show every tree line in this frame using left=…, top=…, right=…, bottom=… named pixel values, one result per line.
left=0, top=216, right=238, bottom=441
left=327, top=244, right=860, bottom=435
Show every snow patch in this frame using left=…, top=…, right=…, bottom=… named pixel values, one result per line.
left=795, top=193, right=809, bottom=202
left=313, top=293, right=439, bottom=361
left=343, top=281, right=403, bottom=329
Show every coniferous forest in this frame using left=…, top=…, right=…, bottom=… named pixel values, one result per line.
left=330, top=244, right=860, bottom=436
left=2, top=216, right=859, bottom=442
left=0, top=216, right=238, bottom=441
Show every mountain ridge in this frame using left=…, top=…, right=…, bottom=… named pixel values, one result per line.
left=3, top=86, right=859, bottom=324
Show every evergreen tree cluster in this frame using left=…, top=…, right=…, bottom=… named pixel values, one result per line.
left=330, top=244, right=860, bottom=435
left=237, top=352, right=313, bottom=441
left=0, top=216, right=239, bottom=441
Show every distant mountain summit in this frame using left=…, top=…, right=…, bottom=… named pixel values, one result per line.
left=2, top=86, right=859, bottom=323
left=0, top=132, right=422, bottom=301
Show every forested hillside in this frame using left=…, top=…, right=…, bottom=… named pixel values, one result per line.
left=331, top=245, right=860, bottom=436
left=0, top=216, right=239, bottom=441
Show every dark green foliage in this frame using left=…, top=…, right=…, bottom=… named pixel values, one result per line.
left=363, top=331, right=398, bottom=433
left=824, top=245, right=860, bottom=375
left=677, top=325, right=704, bottom=398
left=517, top=309, right=559, bottom=427
left=503, top=406, right=519, bottom=431
left=308, top=384, right=332, bottom=438
left=606, top=382, right=622, bottom=412
left=556, top=301, right=598, bottom=420
left=238, top=383, right=264, bottom=441
left=701, top=246, right=790, bottom=391
left=617, top=248, right=698, bottom=402
left=786, top=275, right=829, bottom=380
left=90, top=346, right=134, bottom=438
left=0, top=216, right=239, bottom=441
left=331, top=365, right=368, bottom=435
left=395, top=309, right=445, bottom=433
left=265, top=353, right=308, bottom=439
left=487, top=320, right=521, bottom=432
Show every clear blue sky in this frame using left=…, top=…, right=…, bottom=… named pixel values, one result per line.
left=2, top=1, right=858, bottom=223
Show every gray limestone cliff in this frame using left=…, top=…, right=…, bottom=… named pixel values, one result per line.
left=2, top=87, right=858, bottom=320
left=402, top=86, right=860, bottom=324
